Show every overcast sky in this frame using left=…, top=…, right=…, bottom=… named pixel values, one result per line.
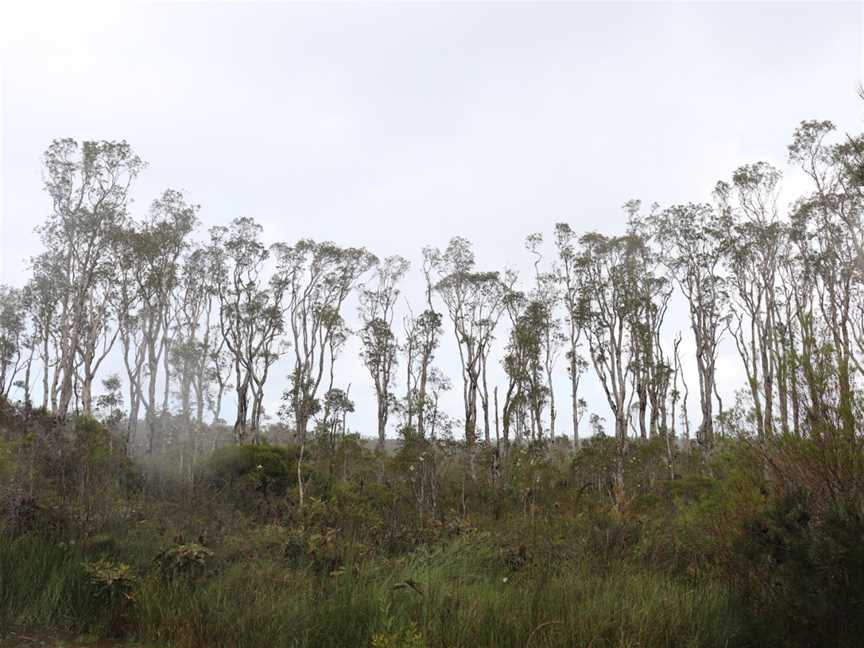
left=1, top=1, right=862, bottom=436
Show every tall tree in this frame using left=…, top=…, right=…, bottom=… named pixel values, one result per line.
left=210, top=217, right=280, bottom=444
left=576, top=230, right=647, bottom=503
left=171, top=243, right=221, bottom=454
left=651, top=203, right=729, bottom=447
left=40, top=139, right=145, bottom=418
left=501, top=290, right=548, bottom=444
left=126, top=190, right=197, bottom=452
left=0, top=286, right=26, bottom=399
left=553, top=223, right=588, bottom=446
left=716, top=162, right=784, bottom=438
left=402, top=251, right=444, bottom=438
left=428, top=238, right=513, bottom=448
left=525, top=233, right=565, bottom=440
left=788, top=120, right=863, bottom=437
left=25, top=254, right=62, bottom=411
left=359, top=255, right=409, bottom=449
left=275, top=239, right=376, bottom=506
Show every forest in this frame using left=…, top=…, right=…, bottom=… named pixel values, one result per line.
left=0, top=104, right=863, bottom=647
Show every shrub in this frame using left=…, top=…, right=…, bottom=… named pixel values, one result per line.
left=155, top=542, right=215, bottom=582
left=198, top=443, right=299, bottom=497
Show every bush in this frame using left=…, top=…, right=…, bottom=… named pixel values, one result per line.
left=82, top=558, right=137, bottom=636
left=155, top=542, right=215, bottom=582
left=733, top=490, right=864, bottom=646
left=198, top=443, right=299, bottom=497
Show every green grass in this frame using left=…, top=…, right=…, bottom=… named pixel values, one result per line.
left=0, top=537, right=95, bottom=631
left=0, top=534, right=747, bottom=648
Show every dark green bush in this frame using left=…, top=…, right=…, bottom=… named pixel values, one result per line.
left=198, top=443, right=299, bottom=496
left=732, top=490, right=864, bottom=646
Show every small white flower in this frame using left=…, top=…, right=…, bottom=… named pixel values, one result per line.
left=256, top=464, right=263, bottom=470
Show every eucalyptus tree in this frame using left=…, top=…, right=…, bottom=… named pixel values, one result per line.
left=359, top=255, right=410, bottom=449
left=0, top=286, right=26, bottom=399
left=525, top=233, right=565, bottom=439
left=125, top=190, right=198, bottom=451
left=651, top=203, right=729, bottom=447
left=770, top=229, right=805, bottom=437
left=501, top=290, right=548, bottom=444
left=428, top=237, right=513, bottom=448
left=114, top=241, right=148, bottom=446
left=210, top=217, right=282, bottom=444
left=172, top=246, right=210, bottom=424
left=715, top=163, right=784, bottom=438
left=625, top=203, right=673, bottom=440
left=320, top=387, right=354, bottom=448
left=403, top=251, right=444, bottom=438
left=576, top=230, right=645, bottom=501
left=423, top=367, right=452, bottom=441
left=14, top=333, right=37, bottom=408
left=75, top=253, right=120, bottom=416
left=788, top=120, right=863, bottom=437
left=95, top=373, right=124, bottom=424
left=500, top=289, right=526, bottom=445
left=403, top=308, right=443, bottom=435
left=24, top=254, right=61, bottom=411
left=206, top=338, right=233, bottom=426
left=274, top=239, right=376, bottom=506
left=319, top=313, right=349, bottom=436
left=169, top=243, right=224, bottom=454
left=40, top=139, right=145, bottom=418
left=665, top=332, right=685, bottom=470
left=673, top=333, right=692, bottom=441
left=553, top=223, right=588, bottom=445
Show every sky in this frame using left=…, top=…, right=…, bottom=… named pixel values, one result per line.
left=0, top=1, right=862, bottom=437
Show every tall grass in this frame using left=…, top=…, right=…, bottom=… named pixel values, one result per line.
left=0, top=537, right=94, bottom=631
left=1, top=534, right=746, bottom=648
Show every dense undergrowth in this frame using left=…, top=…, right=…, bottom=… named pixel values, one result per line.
left=1, top=400, right=863, bottom=647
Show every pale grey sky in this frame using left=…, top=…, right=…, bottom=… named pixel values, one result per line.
left=1, top=1, right=862, bottom=436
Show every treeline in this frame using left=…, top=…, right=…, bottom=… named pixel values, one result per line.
left=1, top=114, right=863, bottom=497
left=1, top=109, right=864, bottom=648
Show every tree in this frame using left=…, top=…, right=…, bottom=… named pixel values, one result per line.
left=210, top=217, right=280, bottom=445
left=275, top=239, right=376, bottom=506
left=501, top=290, right=548, bottom=444
left=96, top=373, right=125, bottom=431
left=171, top=243, right=222, bottom=455
left=625, top=203, right=673, bottom=440
left=402, top=251, right=443, bottom=438
left=123, top=190, right=198, bottom=452
left=24, top=254, right=62, bottom=411
left=427, top=238, right=513, bottom=448
left=651, top=203, right=729, bottom=447
left=716, top=163, right=784, bottom=438
left=575, top=230, right=647, bottom=503
left=359, top=256, right=410, bottom=449
left=40, top=139, right=145, bottom=418
left=554, top=223, right=588, bottom=446
left=787, top=120, right=863, bottom=438
left=0, top=286, right=26, bottom=399
left=320, top=387, right=354, bottom=448
left=525, top=233, right=565, bottom=440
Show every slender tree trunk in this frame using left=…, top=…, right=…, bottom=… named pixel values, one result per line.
left=570, top=351, right=579, bottom=447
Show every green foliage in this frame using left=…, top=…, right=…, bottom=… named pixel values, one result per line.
left=0, top=537, right=92, bottom=631
left=3, top=394, right=864, bottom=646
left=371, top=599, right=424, bottom=648
left=81, top=558, right=137, bottom=636
left=82, top=558, right=137, bottom=633
left=198, top=443, right=299, bottom=498
left=155, top=543, right=214, bottom=582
